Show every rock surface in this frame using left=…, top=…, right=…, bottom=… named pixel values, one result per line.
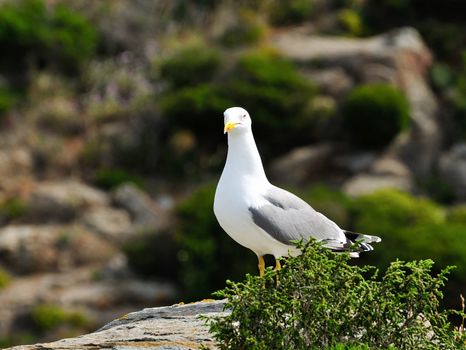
left=7, top=300, right=227, bottom=350
left=113, top=184, right=166, bottom=231
left=272, top=27, right=440, bottom=179
left=27, top=180, right=109, bottom=222
left=0, top=225, right=117, bottom=273
left=269, top=143, right=336, bottom=185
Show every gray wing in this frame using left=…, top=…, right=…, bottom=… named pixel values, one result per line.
left=249, top=186, right=346, bottom=247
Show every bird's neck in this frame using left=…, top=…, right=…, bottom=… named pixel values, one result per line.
left=226, top=131, right=268, bottom=181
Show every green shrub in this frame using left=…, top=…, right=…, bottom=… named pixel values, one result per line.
left=350, top=189, right=466, bottom=307
left=268, top=0, right=314, bottom=26
left=31, top=305, right=68, bottom=331
left=208, top=241, right=466, bottom=349
left=228, top=49, right=317, bottom=150
left=0, top=333, right=36, bottom=348
left=48, top=4, right=97, bottom=70
left=448, top=205, right=466, bottom=224
left=0, top=86, right=17, bottom=117
left=337, top=9, right=363, bottom=36
left=395, top=224, right=466, bottom=276
left=219, top=11, right=265, bottom=48
left=31, top=304, right=89, bottom=331
left=0, top=268, right=11, bottom=289
left=160, top=83, right=233, bottom=141
left=0, top=0, right=97, bottom=72
left=342, top=84, right=410, bottom=149
left=94, top=168, right=144, bottom=190
left=159, top=45, right=221, bottom=88
left=351, top=189, right=445, bottom=236
left=175, top=183, right=256, bottom=301
left=0, top=196, right=27, bottom=221
left=160, top=47, right=317, bottom=154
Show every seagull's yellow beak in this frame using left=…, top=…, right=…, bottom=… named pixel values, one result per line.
left=224, top=121, right=238, bottom=134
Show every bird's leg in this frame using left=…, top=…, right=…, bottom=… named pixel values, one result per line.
left=258, top=255, right=265, bottom=277
left=275, top=258, right=281, bottom=271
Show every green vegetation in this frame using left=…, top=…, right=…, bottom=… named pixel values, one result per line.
left=337, top=9, right=363, bottom=36
left=219, top=11, right=265, bottom=48
left=228, top=49, right=317, bottom=150
left=448, top=205, right=466, bottom=224
left=342, top=84, right=410, bottom=149
left=129, top=183, right=466, bottom=307
left=0, top=0, right=97, bottom=72
left=0, top=333, right=36, bottom=348
left=175, top=183, right=256, bottom=301
left=158, top=45, right=221, bottom=89
left=0, top=86, right=17, bottom=117
left=0, top=268, right=11, bottom=289
left=94, top=168, right=144, bottom=190
left=268, top=0, right=314, bottom=26
left=351, top=189, right=445, bottom=235
left=208, top=241, right=466, bottom=349
left=160, top=83, right=232, bottom=141
left=0, top=196, right=27, bottom=221
left=160, top=46, right=317, bottom=156
left=296, top=186, right=466, bottom=307
left=31, top=304, right=89, bottom=331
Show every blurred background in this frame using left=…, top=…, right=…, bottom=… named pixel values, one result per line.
left=0, top=0, right=466, bottom=346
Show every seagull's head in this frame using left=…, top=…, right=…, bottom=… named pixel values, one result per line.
left=223, top=107, right=252, bottom=135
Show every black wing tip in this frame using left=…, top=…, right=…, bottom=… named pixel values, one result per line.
left=343, top=230, right=382, bottom=244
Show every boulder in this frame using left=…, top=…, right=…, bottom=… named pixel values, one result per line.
left=334, top=152, right=377, bottom=174
left=439, top=143, right=466, bottom=201
left=272, top=27, right=441, bottom=178
left=0, top=225, right=117, bottom=273
left=81, top=206, right=133, bottom=242
left=0, top=263, right=178, bottom=339
left=269, top=143, right=335, bottom=185
left=343, top=173, right=413, bottom=197
left=6, top=300, right=226, bottom=350
left=342, top=154, right=413, bottom=197
left=305, top=67, right=354, bottom=97
left=112, top=184, right=166, bottom=230
left=27, top=180, right=109, bottom=222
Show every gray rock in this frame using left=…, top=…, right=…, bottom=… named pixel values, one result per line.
left=306, top=68, right=354, bottom=97
left=0, top=225, right=117, bottom=273
left=439, top=143, right=466, bottom=201
left=0, top=262, right=178, bottom=338
left=113, top=184, right=166, bottom=230
left=269, top=143, right=335, bottom=185
left=7, top=300, right=227, bottom=350
left=81, top=206, right=133, bottom=242
left=343, top=173, right=413, bottom=197
left=27, top=180, right=109, bottom=222
left=335, top=152, right=377, bottom=174
left=371, top=156, right=412, bottom=178
left=0, top=147, right=33, bottom=177
left=272, top=27, right=440, bottom=178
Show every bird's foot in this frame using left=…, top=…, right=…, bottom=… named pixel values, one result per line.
left=275, top=258, right=281, bottom=271
left=258, top=255, right=265, bottom=277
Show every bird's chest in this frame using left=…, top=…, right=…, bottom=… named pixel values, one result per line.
left=214, top=177, right=268, bottom=238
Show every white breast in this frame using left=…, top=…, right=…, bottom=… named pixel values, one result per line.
left=214, top=174, right=294, bottom=257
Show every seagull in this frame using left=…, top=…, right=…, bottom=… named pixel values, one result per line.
left=214, top=107, right=381, bottom=276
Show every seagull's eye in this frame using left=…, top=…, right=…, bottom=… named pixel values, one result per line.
left=242, top=114, right=246, bottom=119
